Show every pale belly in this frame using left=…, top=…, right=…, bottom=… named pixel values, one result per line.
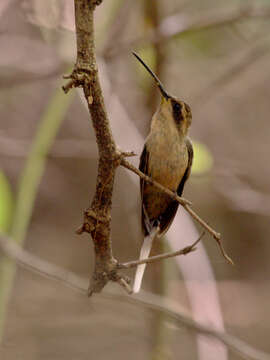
left=147, top=135, right=188, bottom=190
left=143, top=136, right=188, bottom=220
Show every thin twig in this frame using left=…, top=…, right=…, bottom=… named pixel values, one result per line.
left=116, top=277, right=133, bottom=295
left=118, top=233, right=204, bottom=269
left=183, top=204, right=233, bottom=265
left=0, top=235, right=269, bottom=360
left=121, top=159, right=233, bottom=264
left=121, top=158, right=191, bottom=206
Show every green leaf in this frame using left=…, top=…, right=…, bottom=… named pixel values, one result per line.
left=0, top=171, right=13, bottom=234
left=192, top=141, right=213, bottom=175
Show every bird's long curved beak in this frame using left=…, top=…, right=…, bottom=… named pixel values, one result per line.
left=132, top=52, right=170, bottom=100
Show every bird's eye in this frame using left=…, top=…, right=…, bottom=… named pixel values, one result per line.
left=173, top=102, right=181, bottom=112
left=172, top=101, right=183, bottom=123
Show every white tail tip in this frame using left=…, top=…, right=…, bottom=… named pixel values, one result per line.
left=133, top=230, right=157, bottom=293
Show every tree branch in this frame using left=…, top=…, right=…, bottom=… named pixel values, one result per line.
left=63, top=0, right=131, bottom=295
left=118, top=232, right=204, bottom=270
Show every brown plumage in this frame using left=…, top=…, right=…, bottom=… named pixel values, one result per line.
left=140, top=135, right=193, bottom=237
left=132, top=53, right=193, bottom=293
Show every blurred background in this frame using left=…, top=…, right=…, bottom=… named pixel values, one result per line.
left=0, top=0, right=270, bottom=359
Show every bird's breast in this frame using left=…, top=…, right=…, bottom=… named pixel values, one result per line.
left=146, top=129, right=188, bottom=191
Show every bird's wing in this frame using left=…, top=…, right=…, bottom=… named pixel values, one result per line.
left=177, top=137, right=193, bottom=196
left=139, top=145, right=151, bottom=235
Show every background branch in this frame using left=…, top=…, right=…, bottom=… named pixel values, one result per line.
left=0, top=235, right=269, bottom=360
left=0, top=82, right=74, bottom=341
left=104, top=4, right=270, bottom=58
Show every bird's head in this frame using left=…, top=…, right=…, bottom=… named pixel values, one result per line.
left=133, top=52, right=192, bottom=136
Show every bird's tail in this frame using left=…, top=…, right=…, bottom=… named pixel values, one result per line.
left=133, top=228, right=158, bottom=293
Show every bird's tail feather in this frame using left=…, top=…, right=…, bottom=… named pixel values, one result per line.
left=133, top=228, right=158, bottom=293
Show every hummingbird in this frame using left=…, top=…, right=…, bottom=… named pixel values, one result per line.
left=133, top=52, right=193, bottom=293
